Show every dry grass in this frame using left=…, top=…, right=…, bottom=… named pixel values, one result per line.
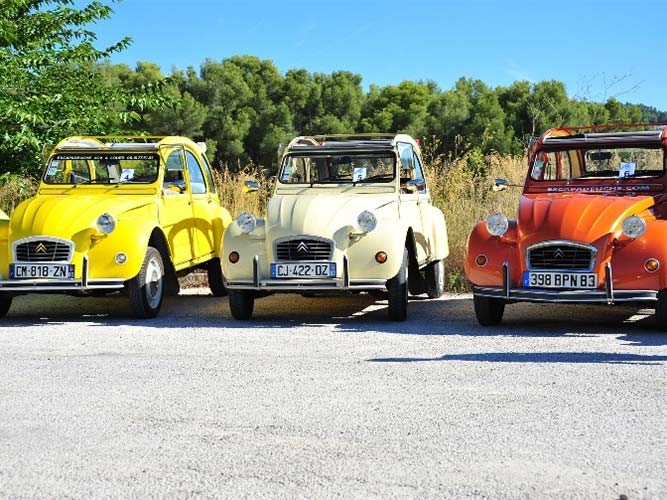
left=424, top=153, right=526, bottom=290
left=212, top=164, right=273, bottom=218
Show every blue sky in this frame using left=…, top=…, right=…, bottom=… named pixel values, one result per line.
left=93, top=0, right=667, bottom=110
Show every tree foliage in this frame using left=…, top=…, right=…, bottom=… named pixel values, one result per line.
left=0, top=0, right=165, bottom=176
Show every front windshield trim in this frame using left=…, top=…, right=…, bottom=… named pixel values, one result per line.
left=530, top=145, right=666, bottom=182
left=278, top=152, right=397, bottom=186
left=42, top=152, right=161, bottom=185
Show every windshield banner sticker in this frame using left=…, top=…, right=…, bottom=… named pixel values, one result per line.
left=546, top=184, right=652, bottom=193
left=55, top=154, right=156, bottom=161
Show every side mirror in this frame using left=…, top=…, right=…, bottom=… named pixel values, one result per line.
left=492, top=178, right=509, bottom=192
left=405, top=179, right=424, bottom=192
left=244, top=180, right=260, bottom=193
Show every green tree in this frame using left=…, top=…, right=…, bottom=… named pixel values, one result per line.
left=0, top=0, right=164, bottom=176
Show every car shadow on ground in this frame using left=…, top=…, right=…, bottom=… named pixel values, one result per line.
left=3, top=291, right=666, bottom=349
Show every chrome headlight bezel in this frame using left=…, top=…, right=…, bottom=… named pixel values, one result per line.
left=236, top=212, right=257, bottom=234
left=357, top=210, right=378, bottom=233
left=622, top=215, right=646, bottom=239
left=486, top=212, right=509, bottom=237
left=96, top=213, right=116, bottom=234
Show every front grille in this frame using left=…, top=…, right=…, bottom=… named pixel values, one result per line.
left=528, top=243, right=594, bottom=270
left=275, top=238, right=333, bottom=261
left=14, top=239, right=73, bottom=262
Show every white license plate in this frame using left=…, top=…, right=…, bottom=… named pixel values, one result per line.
left=10, top=263, right=75, bottom=280
left=270, top=262, right=336, bottom=279
left=523, top=271, right=597, bottom=289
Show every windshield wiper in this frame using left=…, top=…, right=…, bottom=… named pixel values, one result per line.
left=354, top=173, right=394, bottom=184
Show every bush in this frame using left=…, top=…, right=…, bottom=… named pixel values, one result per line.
left=0, top=174, right=37, bottom=215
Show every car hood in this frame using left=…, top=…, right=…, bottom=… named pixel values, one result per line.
left=266, top=192, right=397, bottom=238
left=517, top=193, right=655, bottom=243
left=10, top=194, right=154, bottom=239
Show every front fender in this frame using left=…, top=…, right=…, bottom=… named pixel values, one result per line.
left=465, top=220, right=519, bottom=286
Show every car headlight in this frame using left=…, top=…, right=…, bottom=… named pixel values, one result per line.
left=622, top=215, right=646, bottom=239
left=96, top=213, right=116, bottom=234
left=357, top=210, right=377, bottom=233
left=236, top=212, right=257, bottom=234
left=486, top=213, right=509, bottom=237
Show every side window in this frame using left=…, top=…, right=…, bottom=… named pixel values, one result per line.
left=164, top=150, right=185, bottom=189
left=412, top=152, right=427, bottom=192
left=397, top=143, right=414, bottom=174
left=200, top=153, right=216, bottom=194
left=186, top=151, right=207, bottom=194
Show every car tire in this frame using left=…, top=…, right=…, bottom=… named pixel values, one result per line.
left=387, top=248, right=409, bottom=321
left=655, top=290, right=667, bottom=331
left=425, top=258, right=445, bottom=298
left=128, top=246, right=164, bottom=319
left=0, top=294, right=12, bottom=318
left=473, top=294, right=505, bottom=326
left=207, top=258, right=227, bottom=297
left=228, top=289, right=255, bottom=320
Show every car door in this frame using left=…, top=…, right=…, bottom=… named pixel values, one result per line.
left=412, top=150, right=435, bottom=261
left=160, top=148, right=196, bottom=267
left=184, top=149, right=218, bottom=261
left=397, top=142, right=428, bottom=264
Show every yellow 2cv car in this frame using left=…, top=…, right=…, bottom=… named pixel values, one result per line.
left=0, top=136, right=232, bottom=318
left=222, top=134, right=449, bottom=321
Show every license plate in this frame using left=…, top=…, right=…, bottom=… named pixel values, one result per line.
left=522, top=271, right=597, bottom=289
left=270, top=262, right=336, bottom=279
left=10, top=263, right=75, bottom=280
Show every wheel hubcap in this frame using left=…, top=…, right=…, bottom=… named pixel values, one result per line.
left=144, top=256, right=163, bottom=308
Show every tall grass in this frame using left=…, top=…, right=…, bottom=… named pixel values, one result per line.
left=424, top=151, right=525, bottom=290
left=0, top=152, right=527, bottom=292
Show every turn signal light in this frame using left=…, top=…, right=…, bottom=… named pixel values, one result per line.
left=375, top=251, right=388, bottom=264
left=229, top=251, right=240, bottom=263
left=644, top=258, right=660, bottom=272
left=475, top=254, right=488, bottom=267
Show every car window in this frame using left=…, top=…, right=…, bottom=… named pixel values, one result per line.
left=200, top=153, right=216, bottom=194
left=43, top=153, right=159, bottom=184
left=397, top=143, right=416, bottom=183
left=530, top=147, right=664, bottom=181
left=186, top=150, right=207, bottom=194
left=412, top=152, right=426, bottom=192
left=279, top=154, right=395, bottom=184
left=164, top=150, right=186, bottom=190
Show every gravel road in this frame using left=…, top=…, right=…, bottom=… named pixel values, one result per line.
left=0, top=290, right=665, bottom=500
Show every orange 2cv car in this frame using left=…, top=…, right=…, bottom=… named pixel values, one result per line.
left=465, top=123, right=667, bottom=330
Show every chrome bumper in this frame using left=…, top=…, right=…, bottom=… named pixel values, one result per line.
left=473, top=261, right=658, bottom=304
left=225, top=255, right=387, bottom=291
left=0, top=256, right=125, bottom=292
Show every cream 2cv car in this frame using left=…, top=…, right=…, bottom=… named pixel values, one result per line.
left=0, top=136, right=232, bottom=319
left=222, top=134, right=449, bottom=321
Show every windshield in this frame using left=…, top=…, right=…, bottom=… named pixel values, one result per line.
left=279, top=153, right=396, bottom=184
left=530, top=146, right=665, bottom=181
left=43, top=153, right=160, bottom=185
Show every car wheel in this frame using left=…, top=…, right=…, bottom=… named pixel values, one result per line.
left=128, top=246, right=164, bottom=319
left=0, top=294, right=13, bottom=318
left=425, top=258, right=445, bottom=298
left=387, top=248, right=408, bottom=321
left=207, top=258, right=227, bottom=297
left=228, top=289, right=255, bottom=320
left=655, top=290, right=667, bottom=331
left=473, top=294, right=505, bottom=326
